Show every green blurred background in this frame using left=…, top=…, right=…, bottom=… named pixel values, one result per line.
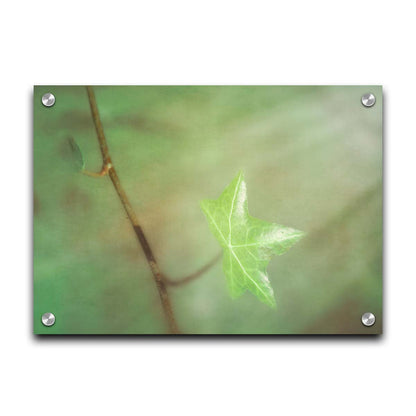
left=33, top=86, right=382, bottom=334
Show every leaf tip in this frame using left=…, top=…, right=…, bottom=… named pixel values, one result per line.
left=199, top=198, right=210, bottom=212
left=263, top=294, right=277, bottom=309
left=295, top=229, right=307, bottom=240
left=235, top=169, right=245, bottom=182
left=67, top=136, right=85, bottom=171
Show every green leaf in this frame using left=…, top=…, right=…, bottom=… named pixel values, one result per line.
left=200, top=171, right=305, bottom=308
left=67, top=137, right=85, bottom=171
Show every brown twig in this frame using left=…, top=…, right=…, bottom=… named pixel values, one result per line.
left=85, top=86, right=221, bottom=332
left=163, top=253, right=222, bottom=287
left=86, top=86, right=180, bottom=333
left=82, top=163, right=111, bottom=177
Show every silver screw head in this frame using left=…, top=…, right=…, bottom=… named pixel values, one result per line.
left=361, top=312, right=376, bottom=327
left=361, top=93, right=376, bottom=107
left=41, top=312, right=56, bottom=327
left=41, top=93, right=55, bottom=107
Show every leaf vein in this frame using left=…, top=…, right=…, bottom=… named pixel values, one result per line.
left=229, top=248, right=269, bottom=300
left=228, top=174, right=242, bottom=245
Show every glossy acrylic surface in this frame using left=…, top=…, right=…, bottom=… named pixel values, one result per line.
left=33, top=86, right=383, bottom=334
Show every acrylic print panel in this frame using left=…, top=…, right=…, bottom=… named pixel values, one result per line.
left=33, top=86, right=383, bottom=335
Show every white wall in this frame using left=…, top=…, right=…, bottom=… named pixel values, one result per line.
left=1, top=1, right=414, bottom=415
